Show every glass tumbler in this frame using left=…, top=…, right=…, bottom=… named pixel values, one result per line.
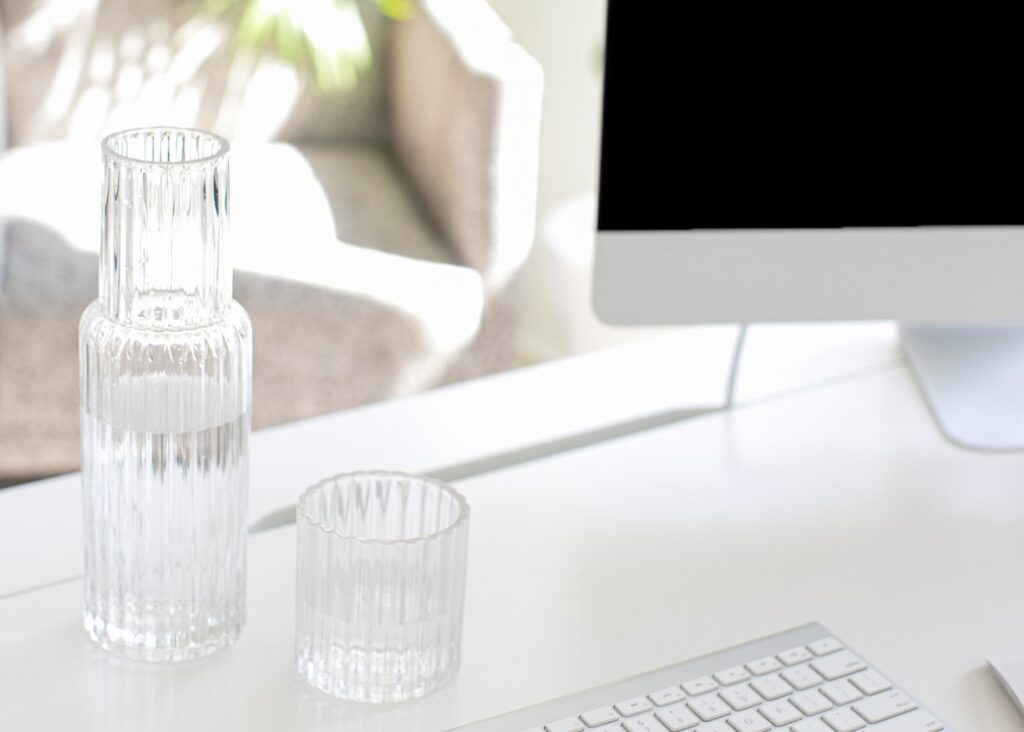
left=295, top=471, right=470, bottom=703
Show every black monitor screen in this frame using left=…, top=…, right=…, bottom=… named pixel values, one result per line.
left=597, top=4, right=1024, bottom=231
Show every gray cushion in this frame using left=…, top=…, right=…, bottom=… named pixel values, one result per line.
left=0, top=219, right=96, bottom=311
left=299, top=143, right=456, bottom=266
left=389, top=0, right=542, bottom=287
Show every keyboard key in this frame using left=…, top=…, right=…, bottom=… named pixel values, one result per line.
left=719, top=683, right=761, bottom=711
left=580, top=707, right=619, bottom=726
left=746, top=656, right=782, bottom=676
left=820, top=708, right=866, bottom=731
left=760, top=700, right=803, bottom=726
left=791, top=689, right=833, bottom=716
left=849, top=670, right=892, bottom=696
left=616, top=697, right=655, bottom=717
left=688, top=695, right=731, bottom=721
left=750, top=673, right=793, bottom=700
left=622, top=714, right=669, bottom=732
left=654, top=703, right=700, bottom=731
left=852, top=690, right=917, bottom=724
left=868, top=710, right=944, bottom=731
left=791, top=720, right=832, bottom=732
left=811, top=651, right=867, bottom=681
left=726, top=710, right=771, bottom=732
left=682, top=677, right=718, bottom=696
left=820, top=680, right=864, bottom=706
left=779, top=647, right=813, bottom=666
left=649, top=686, right=686, bottom=706
left=512, top=633, right=945, bottom=732
left=809, top=637, right=844, bottom=656
left=781, top=665, right=825, bottom=691
left=715, top=666, right=751, bottom=686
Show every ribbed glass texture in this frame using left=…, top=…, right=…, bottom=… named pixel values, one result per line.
left=80, top=128, right=252, bottom=662
left=295, top=472, right=470, bottom=703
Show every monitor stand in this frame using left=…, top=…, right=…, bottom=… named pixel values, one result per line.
left=901, top=324, right=1024, bottom=451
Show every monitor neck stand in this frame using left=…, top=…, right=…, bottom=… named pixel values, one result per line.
left=901, top=323, right=1024, bottom=451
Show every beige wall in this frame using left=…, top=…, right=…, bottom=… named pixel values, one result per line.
left=487, top=0, right=650, bottom=362
left=486, top=0, right=607, bottom=219
left=487, top=1, right=665, bottom=362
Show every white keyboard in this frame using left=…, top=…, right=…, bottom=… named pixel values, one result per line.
left=447, top=624, right=950, bottom=732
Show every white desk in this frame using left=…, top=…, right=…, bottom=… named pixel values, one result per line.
left=3, top=324, right=1018, bottom=731
left=0, top=327, right=743, bottom=598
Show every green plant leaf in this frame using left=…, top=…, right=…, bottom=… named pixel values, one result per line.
left=207, top=0, right=403, bottom=92
left=374, top=0, right=414, bottom=20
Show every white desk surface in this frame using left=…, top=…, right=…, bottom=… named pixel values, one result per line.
left=0, top=326, right=735, bottom=599
left=6, top=323, right=1017, bottom=731
left=0, top=323, right=896, bottom=599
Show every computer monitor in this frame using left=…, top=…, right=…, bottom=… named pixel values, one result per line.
left=593, top=3, right=1024, bottom=451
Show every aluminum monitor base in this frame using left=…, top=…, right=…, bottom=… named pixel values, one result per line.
left=902, top=323, right=1024, bottom=451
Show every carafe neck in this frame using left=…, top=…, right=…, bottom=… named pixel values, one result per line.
left=100, top=128, right=231, bottom=328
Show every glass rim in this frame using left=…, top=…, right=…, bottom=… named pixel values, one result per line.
left=101, top=126, right=230, bottom=167
left=296, top=470, right=470, bottom=546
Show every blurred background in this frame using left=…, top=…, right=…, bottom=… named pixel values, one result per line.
left=0, top=0, right=646, bottom=487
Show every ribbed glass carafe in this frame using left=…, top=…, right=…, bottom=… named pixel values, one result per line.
left=79, top=128, right=251, bottom=661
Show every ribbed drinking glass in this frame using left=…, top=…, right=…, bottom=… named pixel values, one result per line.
left=80, top=128, right=252, bottom=661
left=295, top=471, right=470, bottom=703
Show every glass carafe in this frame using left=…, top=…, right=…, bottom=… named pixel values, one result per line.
left=79, top=128, right=251, bottom=661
